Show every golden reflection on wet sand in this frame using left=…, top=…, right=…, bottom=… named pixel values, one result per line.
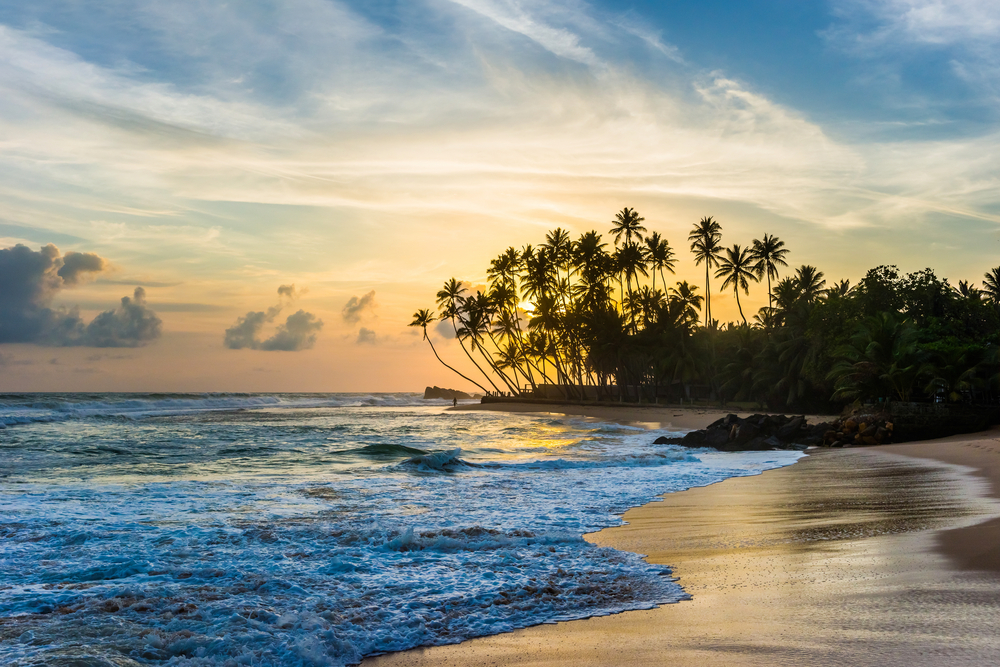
left=366, top=446, right=1000, bottom=667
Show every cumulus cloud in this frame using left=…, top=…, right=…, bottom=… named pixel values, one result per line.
left=341, top=290, right=376, bottom=323
left=356, top=327, right=377, bottom=344
left=58, top=251, right=108, bottom=285
left=224, top=285, right=323, bottom=351
left=224, top=311, right=272, bottom=350
left=0, top=243, right=161, bottom=347
left=260, top=310, right=324, bottom=351
left=83, top=287, right=162, bottom=347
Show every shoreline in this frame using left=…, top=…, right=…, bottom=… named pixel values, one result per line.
left=452, top=400, right=829, bottom=432
left=366, top=406, right=1000, bottom=666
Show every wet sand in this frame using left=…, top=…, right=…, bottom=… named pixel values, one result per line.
left=367, top=411, right=1000, bottom=667
left=452, top=400, right=825, bottom=431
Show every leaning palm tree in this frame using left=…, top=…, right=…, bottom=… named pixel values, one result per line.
left=644, top=232, right=676, bottom=292
left=715, top=244, right=759, bottom=325
left=984, top=267, right=1000, bottom=304
left=610, top=207, right=647, bottom=246
left=749, top=233, right=789, bottom=310
left=688, top=216, right=723, bottom=326
left=409, top=309, right=486, bottom=392
left=436, top=278, right=501, bottom=392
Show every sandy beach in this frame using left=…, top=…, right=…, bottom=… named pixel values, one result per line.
left=366, top=403, right=1000, bottom=667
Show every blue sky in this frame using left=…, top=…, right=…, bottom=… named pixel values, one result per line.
left=0, top=0, right=998, bottom=390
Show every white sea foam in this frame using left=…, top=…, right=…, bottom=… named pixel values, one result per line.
left=0, top=395, right=803, bottom=666
left=0, top=392, right=452, bottom=426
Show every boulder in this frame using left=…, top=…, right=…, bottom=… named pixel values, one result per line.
left=423, top=386, right=474, bottom=400
left=776, top=416, right=804, bottom=439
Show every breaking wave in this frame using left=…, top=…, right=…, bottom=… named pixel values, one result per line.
left=0, top=392, right=453, bottom=427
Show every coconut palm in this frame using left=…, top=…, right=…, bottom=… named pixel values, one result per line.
left=644, top=232, right=676, bottom=292
left=984, top=267, right=1000, bottom=304
left=409, top=309, right=486, bottom=392
left=610, top=207, right=646, bottom=246
left=795, top=265, right=827, bottom=303
left=544, top=228, right=573, bottom=283
left=669, top=281, right=704, bottom=327
left=688, top=216, right=723, bottom=326
left=715, top=244, right=759, bottom=325
left=436, top=278, right=501, bottom=392
left=749, top=234, right=789, bottom=310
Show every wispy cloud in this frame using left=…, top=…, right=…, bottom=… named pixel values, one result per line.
left=1, top=0, right=999, bottom=347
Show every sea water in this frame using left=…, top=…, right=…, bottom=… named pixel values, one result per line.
left=0, top=393, right=803, bottom=666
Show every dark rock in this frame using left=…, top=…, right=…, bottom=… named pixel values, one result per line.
left=653, top=436, right=683, bottom=445
left=776, top=416, right=804, bottom=439
left=734, top=421, right=760, bottom=446
left=658, top=413, right=842, bottom=451
left=681, top=430, right=707, bottom=445
left=424, top=386, right=474, bottom=400
left=703, top=429, right=731, bottom=448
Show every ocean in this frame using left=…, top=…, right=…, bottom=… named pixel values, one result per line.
left=0, top=393, right=803, bottom=666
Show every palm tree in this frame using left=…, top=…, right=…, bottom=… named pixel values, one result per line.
left=715, top=244, right=759, bottom=325
left=610, top=207, right=646, bottom=246
left=688, top=216, right=723, bottom=326
left=795, top=265, right=827, bottom=303
left=669, top=281, right=703, bottom=327
left=644, top=232, right=676, bottom=292
left=749, top=234, right=789, bottom=310
left=615, top=241, right=649, bottom=332
left=828, top=312, right=923, bottom=402
left=436, top=278, right=501, bottom=392
left=984, top=267, right=1000, bottom=304
left=409, top=309, right=486, bottom=392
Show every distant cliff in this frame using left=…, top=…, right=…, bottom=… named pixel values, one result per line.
left=424, top=386, right=476, bottom=400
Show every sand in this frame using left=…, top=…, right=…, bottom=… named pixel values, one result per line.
left=452, top=400, right=826, bottom=432
left=365, top=404, right=1000, bottom=666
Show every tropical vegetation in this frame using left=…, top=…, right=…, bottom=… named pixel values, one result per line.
left=411, top=210, right=1000, bottom=411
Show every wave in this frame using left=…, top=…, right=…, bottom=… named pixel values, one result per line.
left=394, top=447, right=699, bottom=475
left=482, top=450, right=701, bottom=471
left=341, top=443, right=429, bottom=458
left=400, top=448, right=480, bottom=472
left=0, top=392, right=452, bottom=427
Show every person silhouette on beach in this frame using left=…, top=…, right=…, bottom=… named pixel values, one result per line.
left=453, top=397, right=457, bottom=407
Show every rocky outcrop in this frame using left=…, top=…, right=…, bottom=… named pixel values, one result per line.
left=654, top=413, right=833, bottom=451
left=423, top=386, right=475, bottom=400
left=818, top=411, right=894, bottom=447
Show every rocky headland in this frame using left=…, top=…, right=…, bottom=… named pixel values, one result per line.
left=655, top=411, right=897, bottom=451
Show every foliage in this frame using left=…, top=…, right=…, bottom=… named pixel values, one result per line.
left=413, top=209, right=1000, bottom=409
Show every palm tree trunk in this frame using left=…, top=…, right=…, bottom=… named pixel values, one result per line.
left=705, top=265, right=711, bottom=326
left=451, top=318, right=502, bottom=393
left=425, top=334, right=486, bottom=392
left=736, top=289, right=747, bottom=325
left=480, top=331, right=520, bottom=393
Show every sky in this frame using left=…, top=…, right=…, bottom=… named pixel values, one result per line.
left=1, top=0, right=999, bottom=392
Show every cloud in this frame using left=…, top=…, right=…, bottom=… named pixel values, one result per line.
left=0, top=351, right=35, bottom=366
left=261, top=310, right=324, bottom=351
left=57, top=251, right=108, bottom=285
left=342, top=290, right=376, bottom=323
left=825, top=0, right=1000, bottom=96
left=224, top=311, right=272, bottom=350
left=82, top=287, right=162, bottom=347
left=356, top=327, right=377, bottom=344
left=224, top=285, right=323, bottom=351
left=434, top=318, right=457, bottom=340
left=0, top=243, right=159, bottom=347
